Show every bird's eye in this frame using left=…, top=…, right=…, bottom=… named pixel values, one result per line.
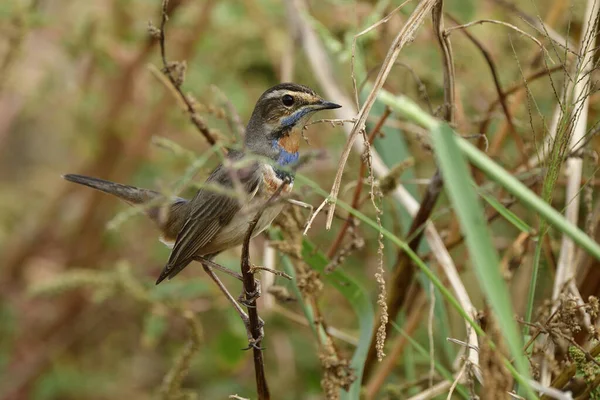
left=282, top=94, right=294, bottom=107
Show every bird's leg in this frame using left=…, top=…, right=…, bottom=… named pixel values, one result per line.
left=287, top=198, right=313, bottom=215
left=194, top=256, right=243, bottom=281
left=238, top=264, right=293, bottom=307
left=242, top=318, right=265, bottom=351
left=201, top=264, right=264, bottom=349
left=194, top=256, right=261, bottom=288
left=238, top=283, right=262, bottom=308
left=286, top=198, right=315, bottom=231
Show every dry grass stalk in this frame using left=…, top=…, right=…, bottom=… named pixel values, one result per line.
left=312, top=0, right=437, bottom=230
left=289, top=0, right=484, bottom=386
left=541, top=0, right=600, bottom=387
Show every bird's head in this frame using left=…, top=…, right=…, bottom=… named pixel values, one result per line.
left=245, top=83, right=341, bottom=166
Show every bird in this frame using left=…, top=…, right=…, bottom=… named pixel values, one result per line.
left=63, top=82, right=341, bottom=286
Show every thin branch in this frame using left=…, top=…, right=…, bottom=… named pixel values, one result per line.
left=444, top=19, right=552, bottom=62
left=289, top=0, right=478, bottom=389
left=302, top=0, right=438, bottom=230
left=240, top=178, right=291, bottom=400
left=478, top=64, right=565, bottom=136
left=445, top=13, right=530, bottom=169
left=156, top=0, right=219, bottom=146
left=249, top=265, right=293, bottom=280
left=326, top=108, right=391, bottom=260
left=365, top=0, right=480, bottom=383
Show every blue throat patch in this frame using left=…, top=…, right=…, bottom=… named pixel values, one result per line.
left=271, top=139, right=299, bottom=166
left=280, top=108, right=312, bottom=128
left=271, top=139, right=298, bottom=181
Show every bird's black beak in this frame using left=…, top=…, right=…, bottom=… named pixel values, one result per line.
left=316, top=100, right=342, bottom=110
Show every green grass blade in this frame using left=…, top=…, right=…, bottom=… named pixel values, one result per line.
left=477, top=189, right=535, bottom=235
left=295, top=174, right=539, bottom=393
left=377, top=88, right=600, bottom=262
left=430, top=122, right=533, bottom=397
left=295, top=174, right=481, bottom=334
left=458, top=138, right=600, bottom=261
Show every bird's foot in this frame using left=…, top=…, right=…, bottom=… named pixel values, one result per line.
left=238, top=285, right=262, bottom=307
left=249, top=264, right=292, bottom=280
left=242, top=318, right=265, bottom=351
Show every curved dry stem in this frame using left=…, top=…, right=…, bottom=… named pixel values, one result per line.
left=445, top=19, right=553, bottom=63
left=350, top=0, right=413, bottom=110
left=289, top=0, right=482, bottom=388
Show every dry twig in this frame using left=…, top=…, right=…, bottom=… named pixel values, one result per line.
left=541, top=0, right=600, bottom=387
left=288, top=0, right=480, bottom=386
left=239, top=178, right=291, bottom=400
left=302, top=0, right=437, bottom=230
left=153, top=0, right=219, bottom=146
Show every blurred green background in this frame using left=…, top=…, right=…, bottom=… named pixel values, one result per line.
left=1, top=0, right=597, bottom=399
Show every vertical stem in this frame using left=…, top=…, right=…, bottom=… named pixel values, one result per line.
left=240, top=180, right=290, bottom=400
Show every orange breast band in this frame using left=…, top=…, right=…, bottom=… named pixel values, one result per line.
left=278, top=131, right=300, bottom=153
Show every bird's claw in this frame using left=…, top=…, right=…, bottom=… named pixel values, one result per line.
left=242, top=318, right=265, bottom=351
left=242, top=338, right=265, bottom=351
left=238, top=285, right=261, bottom=307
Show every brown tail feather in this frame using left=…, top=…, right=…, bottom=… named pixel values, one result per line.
left=63, top=173, right=189, bottom=242
left=63, top=174, right=161, bottom=205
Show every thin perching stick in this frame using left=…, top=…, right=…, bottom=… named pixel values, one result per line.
left=240, top=178, right=291, bottom=400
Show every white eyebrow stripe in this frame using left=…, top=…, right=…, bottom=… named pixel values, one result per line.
left=263, top=90, right=288, bottom=100
left=263, top=90, right=318, bottom=104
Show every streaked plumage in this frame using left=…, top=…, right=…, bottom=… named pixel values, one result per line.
left=63, top=83, right=340, bottom=284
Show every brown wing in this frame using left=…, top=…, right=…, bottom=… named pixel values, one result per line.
left=156, top=153, right=261, bottom=284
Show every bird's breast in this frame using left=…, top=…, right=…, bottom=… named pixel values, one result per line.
left=261, top=164, right=294, bottom=196
left=277, top=131, right=300, bottom=154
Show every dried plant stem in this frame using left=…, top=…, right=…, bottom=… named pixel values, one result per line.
left=447, top=362, right=467, bottom=400
left=541, top=0, right=600, bottom=388
left=298, top=0, right=438, bottom=230
left=365, top=0, right=482, bottom=382
left=350, top=0, right=414, bottom=110
left=444, top=19, right=549, bottom=58
left=552, top=0, right=599, bottom=305
left=445, top=13, right=530, bottom=170
left=364, top=291, right=427, bottom=399
left=326, top=108, right=391, bottom=259
left=289, top=0, right=480, bottom=385
left=240, top=179, right=291, bottom=400
left=157, top=0, right=218, bottom=146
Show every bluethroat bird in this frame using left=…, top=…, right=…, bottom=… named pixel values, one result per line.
left=63, top=83, right=340, bottom=285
